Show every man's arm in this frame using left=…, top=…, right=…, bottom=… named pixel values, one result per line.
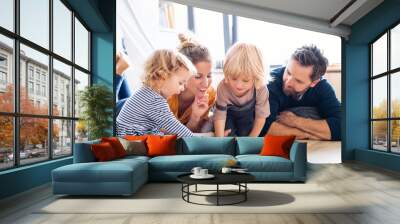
left=295, top=117, right=331, bottom=140
left=267, top=121, right=322, bottom=140
left=277, top=81, right=341, bottom=140
left=277, top=111, right=331, bottom=140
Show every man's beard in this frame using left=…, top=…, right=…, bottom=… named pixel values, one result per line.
left=283, top=86, right=305, bottom=100
left=283, top=86, right=297, bottom=97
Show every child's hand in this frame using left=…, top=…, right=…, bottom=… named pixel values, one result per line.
left=224, top=129, right=231, bottom=136
left=191, top=92, right=209, bottom=119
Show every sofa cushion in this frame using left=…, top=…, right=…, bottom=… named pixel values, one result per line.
left=236, top=155, right=293, bottom=172
left=147, top=135, right=177, bottom=157
left=118, top=138, right=147, bottom=156
left=148, top=154, right=235, bottom=172
left=53, top=158, right=147, bottom=183
left=236, top=137, right=264, bottom=155
left=179, top=137, right=235, bottom=155
left=91, top=142, right=118, bottom=161
left=74, top=139, right=100, bottom=163
left=101, top=137, right=127, bottom=158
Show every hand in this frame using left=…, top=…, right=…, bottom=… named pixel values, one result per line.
left=116, top=52, right=130, bottom=75
left=276, top=111, right=300, bottom=128
left=224, top=129, right=231, bottom=137
left=190, top=92, right=209, bottom=120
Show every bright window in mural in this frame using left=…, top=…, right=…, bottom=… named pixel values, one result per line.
left=371, top=23, right=400, bottom=153
left=0, top=0, right=91, bottom=170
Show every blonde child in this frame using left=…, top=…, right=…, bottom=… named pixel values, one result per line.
left=116, top=49, right=196, bottom=138
left=214, top=43, right=270, bottom=137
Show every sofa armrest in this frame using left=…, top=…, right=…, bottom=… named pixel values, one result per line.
left=289, top=141, right=307, bottom=181
left=73, top=140, right=100, bottom=163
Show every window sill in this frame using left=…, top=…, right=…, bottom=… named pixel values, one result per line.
left=0, top=156, right=72, bottom=176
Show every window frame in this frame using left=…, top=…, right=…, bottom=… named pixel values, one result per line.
left=370, top=20, right=400, bottom=154
left=0, top=0, right=92, bottom=171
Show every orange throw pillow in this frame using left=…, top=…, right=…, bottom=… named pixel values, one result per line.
left=91, top=142, right=118, bottom=162
left=101, top=137, right=127, bottom=158
left=124, top=135, right=148, bottom=141
left=259, top=135, right=296, bottom=159
left=146, top=135, right=177, bottom=157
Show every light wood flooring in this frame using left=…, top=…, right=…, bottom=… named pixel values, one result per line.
left=1, top=142, right=400, bottom=224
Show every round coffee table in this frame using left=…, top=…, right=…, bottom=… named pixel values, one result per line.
left=177, top=172, right=255, bottom=206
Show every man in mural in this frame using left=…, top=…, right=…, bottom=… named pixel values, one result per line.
left=260, top=45, right=341, bottom=140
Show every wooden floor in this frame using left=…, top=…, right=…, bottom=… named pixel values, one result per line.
left=1, top=144, right=400, bottom=224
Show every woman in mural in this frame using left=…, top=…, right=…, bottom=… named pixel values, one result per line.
left=167, top=34, right=216, bottom=133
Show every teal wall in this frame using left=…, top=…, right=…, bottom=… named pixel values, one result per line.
left=0, top=0, right=115, bottom=200
left=343, top=0, right=400, bottom=171
left=0, top=158, right=72, bottom=199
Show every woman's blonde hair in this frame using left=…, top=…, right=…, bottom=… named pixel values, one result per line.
left=223, top=42, right=266, bottom=89
left=177, top=33, right=211, bottom=64
left=143, top=49, right=196, bottom=90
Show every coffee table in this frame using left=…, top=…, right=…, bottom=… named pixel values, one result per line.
left=177, top=172, right=255, bottom=206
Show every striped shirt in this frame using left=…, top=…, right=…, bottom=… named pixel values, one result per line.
left=116, top=86, right=193, bottom=138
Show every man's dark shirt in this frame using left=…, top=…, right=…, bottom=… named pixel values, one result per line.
left=260, top=67, right=341, bottom=140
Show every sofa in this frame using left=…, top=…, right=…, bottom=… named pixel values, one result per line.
left=52, top=137, right=307, bottom=196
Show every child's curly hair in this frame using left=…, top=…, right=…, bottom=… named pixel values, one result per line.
left=143, top=49, right=197, bottom=91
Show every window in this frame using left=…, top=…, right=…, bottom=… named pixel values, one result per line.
left=53, top=59, right=72, bottom=117
left=53, top=0, right=72, bottom=60
left=41, top=85, right=46, bottom=97
left=53, top=119, right=72, bottom=158
left=75, top=18, right=89, bottom=70
left=0, top=0, right=14, bottom=32
left=370, top=23, right=400, bottom=154
left=36, top=83, right=41, bottom=95
left=193, top=8, right=225, bottom=67
left=74, top=69, right=89, bottom=119
left=20, top=0, right=49, bottom=49
left=0, top=54, right=7, bottom=67
left=0, top=71, right=6, bottom=85
left=159, top=1, right=188, bottom=31
left=28, top=81, right=34, bottom=94
left=0, top=35, right=14, bottom=113
left=28, top=67, right=34, bottom=80
left=35, top=70, right=41, bottom=81
left=0, top=0, right=91, bottom=170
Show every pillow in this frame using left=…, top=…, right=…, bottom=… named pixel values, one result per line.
left=146, top=135, right=177, bottom=157
left=101, top=137, right=126, bottom=158
left=259, top=135, right=296, bottom=159
left=91, top=142, right=118, bottom=161
left=124, top=135, right=149, bottom=141
left=118, top=137, right=147, bottom=156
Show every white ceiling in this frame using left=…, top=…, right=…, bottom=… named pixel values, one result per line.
left=226, top=0, right=352, bottom=23
left=171, top=0, right=384, bottom=38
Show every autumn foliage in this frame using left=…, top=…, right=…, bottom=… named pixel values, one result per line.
left=372, top=99, right=400, bottom=141
left=0, top=84, right=59, bottom=150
